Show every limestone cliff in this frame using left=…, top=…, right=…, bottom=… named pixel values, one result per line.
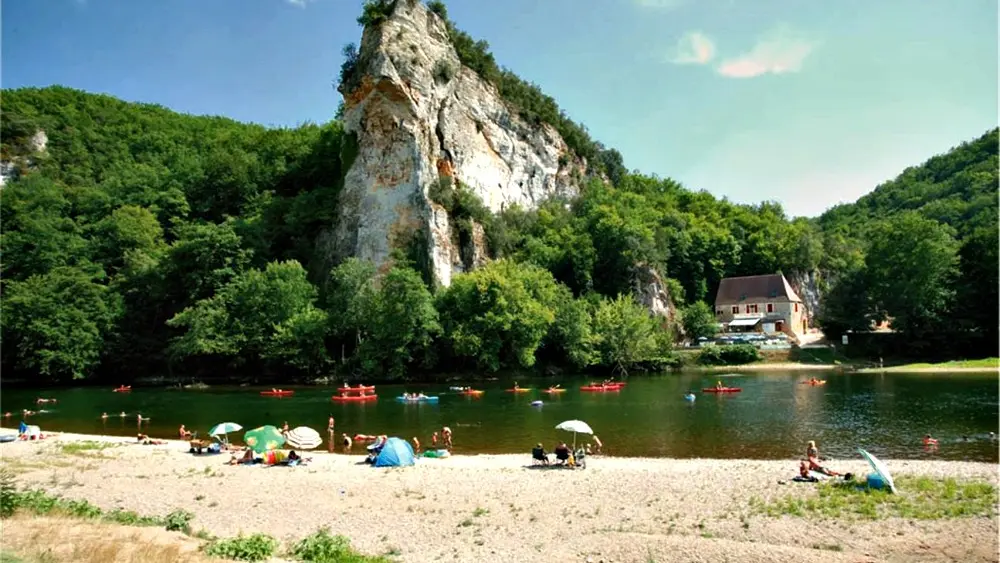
left=0, top=130, right=47, bottom=186
left=327, top=0, right=583, bottom=286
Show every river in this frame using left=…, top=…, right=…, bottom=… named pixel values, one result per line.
left=3, top=370, right=997, bottom=462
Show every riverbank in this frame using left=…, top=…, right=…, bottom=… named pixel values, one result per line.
left=857, top=358, right=999, bottom=374
left=1, top=430, right=996, bottom=562
left=688, top=361, right=842, bottom=372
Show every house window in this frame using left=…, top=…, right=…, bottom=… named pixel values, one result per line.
left=731, top=306, right=738, bottom=314
left=794, top=303, right=799, bottom=312
left=767, top=303, right=773, bottom=313
left=715, top=310, right=723, bottom=316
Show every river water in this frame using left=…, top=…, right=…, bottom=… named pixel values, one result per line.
left=3, top=371, right=997, bottom=461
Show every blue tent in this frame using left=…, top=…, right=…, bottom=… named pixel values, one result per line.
left=374, top=437, right=416, bottom=467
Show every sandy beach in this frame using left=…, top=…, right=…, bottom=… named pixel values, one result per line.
left=1, top=430, right=997, bottom=563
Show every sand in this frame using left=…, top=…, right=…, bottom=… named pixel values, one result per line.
left=1, top=431, right=997, bottom=563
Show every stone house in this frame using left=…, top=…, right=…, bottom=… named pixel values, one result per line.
left=713, top=273, right=809, bottom=338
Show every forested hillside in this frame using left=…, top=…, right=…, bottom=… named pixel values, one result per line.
left=816, top=128, right=998, bottom=349
left=1, top=2, right=995, bottom=384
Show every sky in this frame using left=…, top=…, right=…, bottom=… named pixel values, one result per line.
left=2, top=0, right=997, bottom=217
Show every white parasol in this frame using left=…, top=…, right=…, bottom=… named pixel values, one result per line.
left=555, top=420, right=593, bottom=449
left=285, top=426, right=322, bottom=450
left=857, top=448, right=897, bottom=494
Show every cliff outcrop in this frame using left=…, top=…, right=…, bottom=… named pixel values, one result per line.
left=327, top=0, right=584, bottom=286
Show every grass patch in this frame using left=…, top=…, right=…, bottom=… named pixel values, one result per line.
left=59, top=441, right=116, bottom=456
left=203, top=534, right=277, bottom=561
left=751, top=475, right=997, bottom=520
left=882, top=358, right=999, bottom=371
left=1, top=468, right=193, bottom=533
left=290, top=528, right=393, bottom=562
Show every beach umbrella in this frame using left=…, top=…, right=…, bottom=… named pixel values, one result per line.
left=285, top=426, right=322, bottom=450
left=555, top=420, right=593, bottom=449
left=857, top=448, right=897, bottom=494
left=208, top=422, right=242, bottom=443
left=243, top=425, right=285, bottom=454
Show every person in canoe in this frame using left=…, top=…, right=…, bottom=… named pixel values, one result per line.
left=513, top=382, right=520, bottom=391
left=715, top=380, right=724, bottom=390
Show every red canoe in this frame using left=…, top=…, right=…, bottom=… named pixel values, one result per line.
left=332, top=394, right=378, bottom=402
left=113, top=386, right=131, bottom=393
left=339, top=385, right=376, bottom=394
left=702, top=388, right=742, bottom=393
left=580, top=385, right=622, bottom=392
left=260, top=390, right=295, bottom=397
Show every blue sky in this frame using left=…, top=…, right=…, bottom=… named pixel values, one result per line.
left=3, top=0, right=997, bottom=216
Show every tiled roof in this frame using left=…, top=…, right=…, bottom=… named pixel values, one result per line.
left=714, top=274, right=802, bottom=304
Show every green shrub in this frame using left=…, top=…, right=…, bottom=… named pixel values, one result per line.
left=0, top=470, right=17, bottom=519
left=697, top=343, right=760, bottom=365
left=357, top=0, right=396, bottom=27
left=290, top=528, right=391, bottom=562
left=432, top=60, right=455, bottom=83
left=204, top=533, right=278, bottom=562
left=164, top=509, right=194, bottom=533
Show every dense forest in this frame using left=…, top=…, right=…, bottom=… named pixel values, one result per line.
left=1, top=1, right=996, bottom=384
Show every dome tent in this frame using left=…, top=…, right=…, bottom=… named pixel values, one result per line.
left=374, top=437, right=415, bottom=467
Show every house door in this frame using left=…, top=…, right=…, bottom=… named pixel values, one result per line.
left=775, top=321, right=784, bottom=333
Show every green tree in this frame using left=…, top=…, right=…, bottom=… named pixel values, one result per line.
left=865, top=213, right=960, bottom=336
left=3, top=266, right=122, bottom=380
left=680, top=301, right=718, bottom=341
left=436, top=260, right=559, bottom=371
left=592, top=294, right=669, bottom=375
left=355, top=266, right=441, bottom=377
left=167, top=260, right=328, bottom=371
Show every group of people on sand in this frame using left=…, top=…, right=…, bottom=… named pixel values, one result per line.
left=797, top=440, right=849, bottom=482
left=532, top=436, right=603, bottom=467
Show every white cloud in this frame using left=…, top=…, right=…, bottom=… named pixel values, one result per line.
left=716, top=26, right=816, bottom=78
left=669, top=31, right=716, bottom=65
left=286, top=0, right=315, bottom=7
left=634, top=0, right=687, bottom=10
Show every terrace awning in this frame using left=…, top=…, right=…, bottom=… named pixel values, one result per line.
left=728, top=317, right=762, bottom=327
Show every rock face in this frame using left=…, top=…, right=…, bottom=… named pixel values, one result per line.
left=632, top=264, right=677, bottom=321
left=787, top=270, right=821, bottom=327
left=0, top=130, right=48, bottom=186
left=329, top=0, right=583, bottom=286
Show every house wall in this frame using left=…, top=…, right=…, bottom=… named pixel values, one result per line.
left=714, top=299, right=808, bottom=337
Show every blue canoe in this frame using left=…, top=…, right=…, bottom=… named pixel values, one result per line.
left=396, top=395, right=440, bottom=403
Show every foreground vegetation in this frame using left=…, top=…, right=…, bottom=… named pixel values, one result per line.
left=1, top=1, right=996, bottom=385
left=0, top=471, right=389, bottom=562
left=751, top=476, right=997, bottom=521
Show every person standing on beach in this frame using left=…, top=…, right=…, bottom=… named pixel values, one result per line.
left=442, top=426, right=452, bottom=449
left=342, top=433, right=352, bottom=453
left=592, top=435, right=603, bottom=454
left=431, top=432, right=438, bottom=448
left=412, top=436, right=421, bottom=453
left=327, top=416, right=335, bottom=453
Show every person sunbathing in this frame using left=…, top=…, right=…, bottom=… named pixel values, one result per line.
left=229, top=449, right=255, bottom=465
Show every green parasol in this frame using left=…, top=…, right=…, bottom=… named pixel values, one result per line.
left=243, top=425, right=286, bottom=454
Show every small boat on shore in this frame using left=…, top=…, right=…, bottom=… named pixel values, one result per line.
left=113, top=386, right=131, bottom=393
left=332, top=394, right=377, bottom=402
left=260, top=389, right=294, bottom=397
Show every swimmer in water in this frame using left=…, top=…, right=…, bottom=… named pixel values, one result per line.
left=923, top=434, right=938, bottom=446
left=2, top=412, right=11, bottom=418
left=119, top=412, right=127, bottom=417
left=101, top=413, right=108, bottom=420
